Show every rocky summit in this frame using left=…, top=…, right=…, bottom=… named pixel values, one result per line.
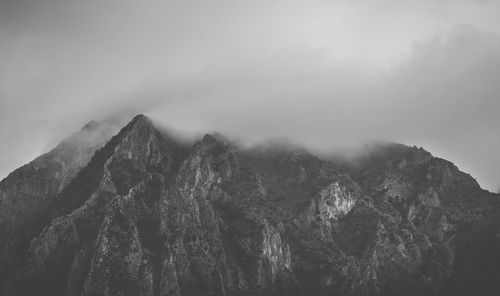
left=1, top=115, right=499, bottom=296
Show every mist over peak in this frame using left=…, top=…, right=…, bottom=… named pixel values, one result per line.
left=1, top=0, right=499, bottom=191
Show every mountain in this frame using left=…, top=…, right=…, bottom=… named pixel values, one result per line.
left=0, top=115, right=499, bottom=296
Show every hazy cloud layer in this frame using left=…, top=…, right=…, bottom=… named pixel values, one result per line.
left=1, top=0, right=499, bottom=191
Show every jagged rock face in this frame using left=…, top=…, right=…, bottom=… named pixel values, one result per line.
left=1, top=115, right=500, bottom=296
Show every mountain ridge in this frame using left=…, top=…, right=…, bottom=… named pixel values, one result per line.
left=1, top=114, right=499, bottom=296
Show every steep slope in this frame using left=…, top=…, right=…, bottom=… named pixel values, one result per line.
left=0, top=118, right=123, bottom=286
left=342, top=143, right=500, bottom=295
left=1, top=116, right=499, bottom=296
left=1, top=114, right=188, bottom=295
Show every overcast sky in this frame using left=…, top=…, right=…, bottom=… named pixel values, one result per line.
left=1, top=0, right=499, bottom=192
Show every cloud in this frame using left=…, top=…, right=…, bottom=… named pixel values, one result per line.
left=0, top=1, right=499, bottom=191
left=145, top=25, right=500, bottom=191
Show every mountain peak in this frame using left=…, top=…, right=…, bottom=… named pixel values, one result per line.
left=201, top=132, right=231, bottom=146
left=131, top=113, right=150, bottom=122
left=128, top=113, right=153, bottom=128
left=113, top=114, right=158, bottom=145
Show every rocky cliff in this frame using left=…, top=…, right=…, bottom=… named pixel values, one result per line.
left=1, top=115, right=499, bottom=296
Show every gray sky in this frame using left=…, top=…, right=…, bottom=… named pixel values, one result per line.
left=1, top=0, right=499, bottom=192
